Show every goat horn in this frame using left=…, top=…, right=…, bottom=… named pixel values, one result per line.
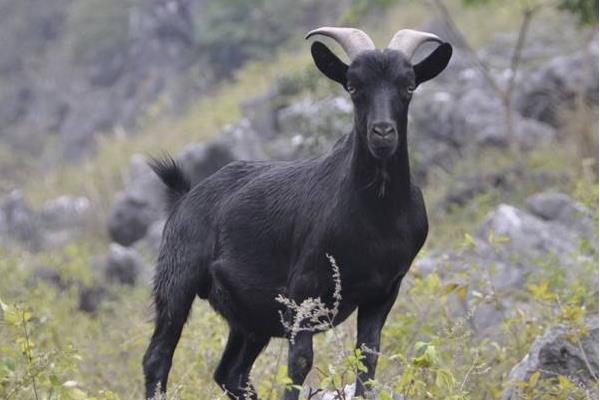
left=387, top=29, right=443, bottom=59
left=305, top=27, right=376, bottom=60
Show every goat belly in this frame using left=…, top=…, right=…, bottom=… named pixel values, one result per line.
left=207, top=259, right=289, bottom=337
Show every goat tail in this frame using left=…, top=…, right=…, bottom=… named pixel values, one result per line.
left=148, top=155, right=191, bottom=212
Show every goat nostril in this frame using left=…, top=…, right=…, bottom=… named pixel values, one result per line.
left=372, top=124, right=395, bottom=138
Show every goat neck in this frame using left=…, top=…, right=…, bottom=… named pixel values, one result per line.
left=347, top=122, right=411, bottom=204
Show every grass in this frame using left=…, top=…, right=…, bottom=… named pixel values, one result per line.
left=1, top=138, right=597, bottom=399
left=0, top=1, right=597, bottom=399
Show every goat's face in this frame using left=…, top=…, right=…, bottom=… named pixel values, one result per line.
left=346, top=50, right=413, bottom=159
left=310, top=38, right=452, bottom=160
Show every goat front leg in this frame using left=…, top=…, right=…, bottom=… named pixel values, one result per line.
left=283, top=331, right=313, bottom=400
left=354, top=283, right=401, bottom=398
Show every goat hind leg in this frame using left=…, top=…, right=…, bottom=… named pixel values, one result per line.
left=143, top=263, right=198, bottom=398
left=237, top=334, right=269, bottom=399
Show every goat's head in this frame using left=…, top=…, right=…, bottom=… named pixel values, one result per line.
left=306, top=27, right=452, bottom=160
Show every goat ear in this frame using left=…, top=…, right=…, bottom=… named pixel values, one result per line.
left=311, top=41, right=348, bottom=87
left=413, top=42, right=452, bottom=86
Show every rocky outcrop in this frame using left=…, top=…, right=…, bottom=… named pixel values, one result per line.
left=502, top=319, right=599, bottom=400
left=102, top=243, right=147, bottom=286
left=515, top=38, right=599, bottom=128
left=415, top=192, right=595, bottom=337
left=107, top=120, right=267, bottom=247
left=0, top=190, right=91, bottom=251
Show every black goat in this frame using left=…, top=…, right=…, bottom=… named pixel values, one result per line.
left=143, top=27, right=452, bottom=400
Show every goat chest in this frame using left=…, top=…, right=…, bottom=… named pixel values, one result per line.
left=327, top=199, right=428, bottom=305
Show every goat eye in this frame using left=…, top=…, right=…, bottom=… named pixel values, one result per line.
left=407, top=85, right=416, bottom=95
left=346, top=85, right=357, bottom=95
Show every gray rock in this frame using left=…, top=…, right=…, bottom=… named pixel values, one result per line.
left=78, top=284, right=108, bottom=314
left=415, top=199, right=595, bottom=338
left=39, top=195, right=91, bottom=231
left=275, top=96, right=352, bottom=159
left=525, top=192, right=592, bottom=232
left=309, top=383, right=356, bottom=400
left=108, top=155, right=165, bottom=246
left=516, top=44, right=599, bottom=128
left=441, top=165, right=521, bottom=210
left=138, top=219, right=165, bottom=255
left=0, top=189, right=43, bottom=250
left=502, top=319, right=599, bottom=400
left=108, top=191, right=161, bottom=246
left=103, top=243, right=146, bottom=285
left=216, top=119, right=268, bottom=161
left=241, top=88, right=280, bottom=140
left=178, top=141, right=236, bottom=185
left=107, top=121, right=267, bottom=247
left=477, top=204, right=580, bottom=261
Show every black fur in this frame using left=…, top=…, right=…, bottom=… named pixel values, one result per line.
left=148, top=156, right=191, bottom=212
left=143, top=40, right=452, bottom=400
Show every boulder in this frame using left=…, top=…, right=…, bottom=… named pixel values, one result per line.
left=477, top=204, right=580, bottom=261
left=108, top=155, right=165, bottom=246
left=103, top=243, right=146, bottom=285
left=108, top=191, right=161, bottom=246
left=275, top=96, right=352, bottom=159
left=78, top=284, right=108, bottom=314
left=178, top=141, right=236, bottom=185
left=0, top=189, right=43, bottom=250
left=39, top=195, right=90, bottom=230
left=415, top=197, right=596, bottom=338
left=502, top=319, right=599, bottom=400
left=135, top=219, right=165, bottom=257
left=107, top=121, right=267, bottom=247
left=515, top=44, right=599, bottom=128
left=525, top=192, right=592, bottom=236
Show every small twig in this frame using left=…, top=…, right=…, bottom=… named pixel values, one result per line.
left=306, top=387, right=323, bottom=399
left=429, top=0, right=503, bottom=95
left=20, top=307, right=40, bottom=400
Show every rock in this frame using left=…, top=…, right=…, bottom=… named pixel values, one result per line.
left=241, top=88, right=280, bottom=140
left=178, top=141, right=236, bottom=185
left=502, top=319, right=599, bottom=400
left=39, top=195, right=91, bottom=231
left=107, top=122, right=267, bottom=247
left=78, top=284, right=108, bottom=314
left=516, top=45, right=599, bottom=128
left=415, top=198, right=596, bottom=338
left=525, top=192, right=592, bottom=233
left=135, top=219, right=165, bottom=256
left=477, top=204, right=580, bottom=261
left=441, top=166, right=521, bottom=210
left=108, top=191, right=161, bottom=246
left=309, top=384, right=356, bottom=400
left=215, top=119, right=268, bottom=161
left=108, top=155, right=165, bottom=246
left=0, top=189, right=43, bottom=250
left=275, top=96, right=352, bottom=159
left=103, top=243, right=145, bottom=285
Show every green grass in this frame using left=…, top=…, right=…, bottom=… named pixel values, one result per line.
left=1, top=140, right=597, bottom=399
left=0, top=1, right=597, bottom=399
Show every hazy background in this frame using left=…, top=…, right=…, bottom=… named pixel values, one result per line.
left=0, top=1, right=598, bottom=399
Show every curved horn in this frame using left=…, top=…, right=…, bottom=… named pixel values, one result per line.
left=387, top=29, right=443, bottom=59
left=305, top=27, right=375, bottom=60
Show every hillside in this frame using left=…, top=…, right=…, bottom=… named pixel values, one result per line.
left=0, top=1, right=598, bottom=399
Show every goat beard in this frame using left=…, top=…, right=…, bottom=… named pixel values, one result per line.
left=364, top=161, right=390, bottom=199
